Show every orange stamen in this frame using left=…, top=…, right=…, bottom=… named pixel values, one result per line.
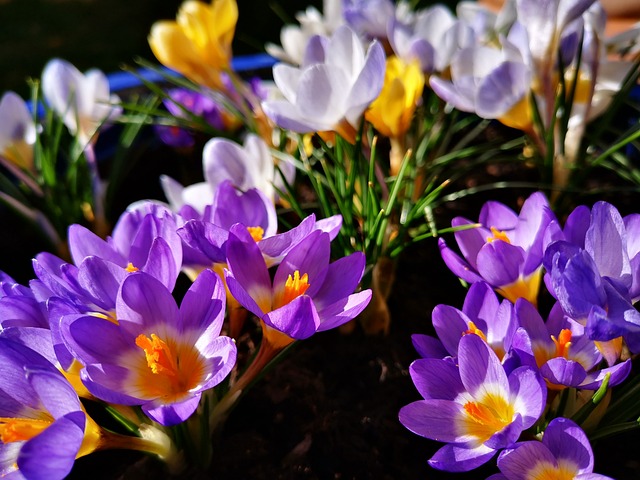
left=125, top=262, right=139, bottom=273
left=282, top=270, right=310, bottom=306
left=486, top=226, right=511, bottom=244
left=0, top=417, right=52, bottom=443
left=464, top=321, right=487, bottom=342
left=246, top=226, right=265, bottom=242
left=135, top=333, right=178, bottom=377
left=552, top=329, right=572, bottom=359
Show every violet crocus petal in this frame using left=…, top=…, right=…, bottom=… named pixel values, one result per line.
left=141, top=237, right=180, bottom=291
left=428, top=443, right=496, bottom=472
left=409, top=358, right=464, bottom=400
left=411, top=334, right=448, bottom=359
left=262, top=99, right=330, bottom=133
left=17, top=411, right=85, bottom=480
left=458, top=331, right=509, bottom=398
left=143, top=394, right=201, bottom=427
left=479, top=200, right=518, bottom=230
left=508, top=366, right=546, bottom=429
left=453, top=217, right=491, bottom=270
left=197, top=336, right=237, bottom=390
left=296, top=64, right=349, bottom=128
left=579, top=359, right=631, bottom=390
left=429, top=75, right=475, bottom=112
left=26, top=368, right=81, bottom=420
left=563, top=205, right=591, bottom=248
left=178, top=220, right=229, bottom=264
left=585, top=202, right=630, bottom=282
left=225, top=232, right=272, bottom=313
left=462, top=282, right=499, bottom=326
left=60, top=315, right=130, bottom=366
left=47, top=298, right=81, bottom=370
left=263, top=295, right=319, bottom=340
left=225, top=272, right=267, bottom=319
left=475, top=61, right=530, bottom=119
left=399, top=399, right=465, bottom=442
left=314, top=215, right=342, bottom=240
left=344, top=41, right=386, bottom=126
left=515, top=298, right=551, bottom=344
left=212, top=181, right=276, bottom=235
left=68, top=224, right=123, bottom=267
left=540, top=358, right=587, bottom=388
left=0, top=327, right=56, bottom=367
left=311, top=252, right=365, bottom=309
left=81, top=364, right=141, bottom=405
left=0, top=296, right=49, bottom=329
left=274, top=230, right=330, bottom=297
left=438, top=238, right=484, bottom=284
left=272, top=63, right=304, bottom=104
left=258, top=214, right=317, bottom=262
left=509, top=327, right=537, bottom=369
left=116, top=272, right=179, bottom=337
left=497, top=440, right=558, bottom=480
left=432, top=304, right=472, bottom=356
left=315, top=289, right=372, bottom=332
left=543, top=417, right=594, bottom=473
left=77, top=257, right=126, bottom=310
left=477, top=241, right=525, bottom=287
left=179, top=269, right=225, bottom=335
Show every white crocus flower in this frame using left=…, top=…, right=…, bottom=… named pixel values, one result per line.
left=0, top=91, right=37, bottom=171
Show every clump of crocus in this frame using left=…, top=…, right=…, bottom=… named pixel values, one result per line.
left=59, top=269, right=236, bottom=426
left=439, top=191, right=557, bottom=305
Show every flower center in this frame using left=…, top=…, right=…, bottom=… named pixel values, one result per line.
left=459, top=392, right=514, bottom=444
left=125, top=262, right=139, bottom=272
left=527, top=460, right=577, bottom=480
left=486, top=226, right=511, bottom=244
left=246, top=226, right=265, bottom=242
left=552, top=329, right=572, bottom=359
left=135, top=333, right=179, bottom=377
left=464, top=321, right=487, bottom=342
left=282, top=270, right=310, bottom=305
left=0, top=417, right=52, bottom=443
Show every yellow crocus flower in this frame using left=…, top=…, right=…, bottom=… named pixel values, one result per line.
left=149, top=0, right=238, bottom=90
left=366, top=56, right=424, bottom=140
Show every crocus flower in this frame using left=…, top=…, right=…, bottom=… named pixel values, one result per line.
left=439, top=191, right=556, bottom=305
left=225, top=227, right=371, bottom=345
left=513, top=298, right=631, bottom=389
left=489, top=417, right=611, bottom=480
left=59, top=269, right=236, bottom=426
left=0, top=91, right=36, bottom=171
left=429, top=22, right=533, bottom=130
left=388, top=4, right=475, bottom=74
left=399, top=334, right=546, bottom=472
left=262, top=25, right=386, bottom=142
left=265, top=0, right=344, bottom=65
left=343, top=0, right=396, bottom=41
left=161, top=134, right=296, bottom=211
left=414, top=281, right=517, bottom=364
left=0, top=337, right=101, bottom=479
left=41, top=58, right=122, bottom=145
left=148, top=0, right=238, bottom=90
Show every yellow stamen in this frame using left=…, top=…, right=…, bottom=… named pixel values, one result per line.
left=0, top=417, right=52, bottom=443
left=464, top=321, right=487, bottom=342
left=126, top=262, right=139, bottom=273
left=282, top=270, right=310, bottom=306
left=246, top=226, right=265, bottom=242
left=552, top=329, right=572, bottom=359
left=135, top=333, right=179, bottom=377
left=486, top=226, right=511, bottom=244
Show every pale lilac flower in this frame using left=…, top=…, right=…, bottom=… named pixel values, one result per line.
left=489, top=417, right=612, bottom=480
left=343, top=0, right=395, bottom=40
left=41, top=58, right=122, bottom=145
left=399, top=334, right=546, bottom=472
left=59, top=269, right=236, bottom=426
left=0, top=91, right=36, bottom=171
left=439, top=192, right=556, bottom=305
left=161, top=134, right=295, bottom=211
left=266, top=0, right=344, bottom=65
left=262, top=25, right=385, bottom=139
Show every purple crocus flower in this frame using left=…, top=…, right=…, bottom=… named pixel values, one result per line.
left=488, top=417, right=611, bottom=480
left=512, top=298, right=631, bottom=389
left=413, top=281, right=517, bottom=364
left=224, top=227, right=371, bottom=344
left=399, top=334, right=546, bottom=472
left=439, top=191, right=556, bottom=305
left=0, top=337, right=100, bottom=479
left=262, top=24, right=385, bottom=142
left=343, top=0, right=395, bottom=40
left=154, top=87, right=226, bottom=148
left=59, top=269, right=237, bottom=426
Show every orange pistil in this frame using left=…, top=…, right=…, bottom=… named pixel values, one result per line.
left=125, top=262, right=139, bottom=273
left=0, top=417, right=52, bottom=443
left=246, top=226, right=265, bottom=242
left=460, top=394, right=514, bottom=444
left=552, top=329, right=572, bottom=359
left=135, top=334, right=178, bottom=377
left=464, top=321, right=487, bottom=342
left=282, top=270, right=310, bottom=306
left=486, top=226, right=511, bottom=244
